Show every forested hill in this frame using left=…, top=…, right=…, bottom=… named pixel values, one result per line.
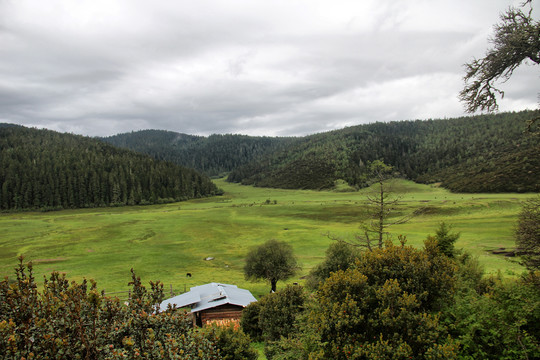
left=0, top=125, right=220, bottom=211
left=227, top=110, right=539, bottom=192
left=102, top=130, right=295, bottom=178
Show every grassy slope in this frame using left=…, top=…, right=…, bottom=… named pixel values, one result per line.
left=0, top=179, right=533, bottom=297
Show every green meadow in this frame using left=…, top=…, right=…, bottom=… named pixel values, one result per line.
left=0, top=179, right=534, bottom=297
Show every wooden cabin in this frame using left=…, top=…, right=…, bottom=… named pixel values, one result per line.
left=159, top=283, right=257, bottom=327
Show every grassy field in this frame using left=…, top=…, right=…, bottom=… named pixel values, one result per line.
left=0, top=179, right=534, bottom=297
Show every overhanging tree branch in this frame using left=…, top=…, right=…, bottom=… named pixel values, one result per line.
left=459, top=1, right=539, bottom=115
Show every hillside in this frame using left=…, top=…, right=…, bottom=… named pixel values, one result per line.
left=417, top=144, right=540, bottom=193
left=100, top=111, right=539, bottom=193
left=0, top=125, right=220, bottom=211
left=102, top=130, right=295, bottom=178
left=227, top=110, right=540, bottom=192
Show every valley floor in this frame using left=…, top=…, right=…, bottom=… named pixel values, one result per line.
left=0, top=179, right=533, bottom=295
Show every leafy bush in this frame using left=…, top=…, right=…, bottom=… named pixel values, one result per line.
left=258, top=285, right=306, bottom=342
left=0, top=257, right=220, bottom=359
left=356, top=240, right=457, bottom=311
left=516, top=196, right=540, bottom=271
left=240, top=301, right=262, bottom=341
left=443, top=273, right=540, bottom=359
left=453, top=251, right=497, bottom=296
left=333, top=179, right=357, bottom=192
left=305, top=240, right=359, bottom=290
left=264, top=338, right=305, bottom=360
left=202, top=323, right=258, bottom=360
left=305, top=242, right=458, bottom=359
left=262, top=309, right=323, bottom=360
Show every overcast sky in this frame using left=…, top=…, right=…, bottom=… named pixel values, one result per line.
left=0, top=0, right=538, bottom=137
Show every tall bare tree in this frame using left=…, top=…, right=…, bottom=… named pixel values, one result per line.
left=355, top=160, right=412, bottom=250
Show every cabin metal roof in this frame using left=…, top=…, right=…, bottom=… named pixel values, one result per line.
left=159, top=282, right=257, bottom=312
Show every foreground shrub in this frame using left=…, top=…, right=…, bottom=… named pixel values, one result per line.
left=240, top=300, right=262, bottom=341
left=262, top=309, right=323, bottom=360
left=305, top=240, right=359, bottom=290
left=443, top=272, right=540, bottom=360
left=258, top=285, right=306, bottom=342
left=0, top=257, right=220, bottom=359
left=202, top=323, right=258, bottom=360
left=304, top=242, right=459, bottom=359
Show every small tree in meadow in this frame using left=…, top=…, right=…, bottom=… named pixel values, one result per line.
left=355, top=160, right=413, bottom=250
left=427, top=222, right=461, bottom=258
left=244, top=239, right=299, bottom=293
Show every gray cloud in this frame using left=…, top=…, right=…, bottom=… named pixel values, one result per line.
left=0, top=0, right=537, bottom=137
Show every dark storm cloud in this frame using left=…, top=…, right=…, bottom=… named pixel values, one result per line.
left=0, top=0, right=537, bottom=137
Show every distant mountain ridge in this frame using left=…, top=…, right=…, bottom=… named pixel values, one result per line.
left=103, top=111, right=539, bottom=193
left=102, top=131, right=295, bottom=178
left=0, top=125, right=220, bottom=211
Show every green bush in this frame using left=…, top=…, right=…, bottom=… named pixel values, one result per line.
left=454, top=251, right=497, bottom=295
left=259, top=285, right=306, bottom=342
left=202, top=324, right=258, bottom=360
left=0, top=257, right=220, bottom=359
left=305, top=242, right=458, bottom=359
left=356, top=240, right=457, bottom=311
left=262, top=312, right=324, bottom=360
left=240, top=301, right=262, bottom=341
left=305, top=240, right=359, bottom=290
left=516, top=196, right=540, bottom=271
left=443, top=273, right=540, bottom=359
left=333, top=179, right=356, bottom=192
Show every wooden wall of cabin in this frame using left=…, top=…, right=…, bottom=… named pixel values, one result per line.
left=199, top=304, right=244, bottom=326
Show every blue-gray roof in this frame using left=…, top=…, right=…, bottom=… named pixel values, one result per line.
left=159, top=282, right=257, bottom=312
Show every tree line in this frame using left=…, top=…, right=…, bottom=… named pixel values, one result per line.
left=0, top=125, right=221, bottom=211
